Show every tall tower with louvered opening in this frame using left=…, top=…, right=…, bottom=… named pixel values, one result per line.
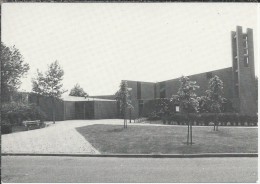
left=231, top=26, right=257, bottom=115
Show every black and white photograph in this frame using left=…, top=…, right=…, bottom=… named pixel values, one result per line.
left=0, top=1, right=259, bottom=183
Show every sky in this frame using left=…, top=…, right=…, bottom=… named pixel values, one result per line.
left=2, top=3, right=259, bottom=96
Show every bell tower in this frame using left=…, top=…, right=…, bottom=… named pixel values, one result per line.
left=231, top=26, right=257, bottom=115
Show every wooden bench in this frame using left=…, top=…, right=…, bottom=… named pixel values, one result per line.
left=22, top=120, right=41, bottom=130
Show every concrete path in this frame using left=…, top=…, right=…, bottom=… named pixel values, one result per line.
left=2, top=120, right=123, bottom=154
left=1, top=156, right=258, bottom=183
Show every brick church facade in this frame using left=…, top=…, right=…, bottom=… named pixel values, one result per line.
left=123, top=26, right=257, bottom=119
left=21, top=26, right=257, bottom=121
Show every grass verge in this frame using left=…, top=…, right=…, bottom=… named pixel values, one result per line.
left=76, top=124, right=257, bottom=154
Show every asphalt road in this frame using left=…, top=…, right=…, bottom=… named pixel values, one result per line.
left=1, top=156, right=258, bottom=183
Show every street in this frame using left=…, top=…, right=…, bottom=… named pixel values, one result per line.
left=1, top=156, right=257, bottom=183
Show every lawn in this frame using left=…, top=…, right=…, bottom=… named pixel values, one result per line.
left=76, top=125, right=258, bottom=154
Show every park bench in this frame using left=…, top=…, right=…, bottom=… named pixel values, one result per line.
left=22, top=120, right=41, bottom=130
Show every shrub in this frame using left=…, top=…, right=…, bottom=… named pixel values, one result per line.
left=218, top=113, right=237, bottom=125
left=199, top=113, right=215, bottom=126
left=166, top=112, right=257, bottom=126
left=1, top=102, right=47, bottom=125
left=168, top=113, right=189, bottom=125
left=147, top=111, right=161, bottom=121
left=251, top=116, right=258, bottom=126
left=1, top=123, right=12, bottom=134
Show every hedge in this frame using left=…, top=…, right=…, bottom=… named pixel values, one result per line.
left=1, top=102, right=47, bottom=126
left=147, top=111, right=161, bottom=121
left=1, top=124, right=12, bottom=134
left=148, top=112, right=258, bottom=126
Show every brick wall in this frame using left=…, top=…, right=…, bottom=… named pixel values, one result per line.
left=162, top=67, right=234, bottom=100
left=140, top=82, right=155, bottom=100
left=94, top=101, right=118, bottom=119
left=64, top=101, right=75, bottom=120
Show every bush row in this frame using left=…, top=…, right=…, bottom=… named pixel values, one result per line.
left=148, top=112, right=258, bottom=126
left=1, top=102, right=47, bottom=126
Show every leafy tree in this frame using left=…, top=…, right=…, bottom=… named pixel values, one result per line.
left=1, top=42, right=29, bottom=102
left=115, top=81, right=133, bottom=128
left=206, top=75, right=225, bottom=131
left=197, top=95, right=210, bottom=113
left=158, top=99, right=171, bottom=124
left=32, top=60, right=66, bottom=124
left=69, top=83, right=88, bottom=97
left=175, top=76, right=199, bottom=145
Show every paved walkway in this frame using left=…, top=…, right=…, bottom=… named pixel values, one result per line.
left=2, top=120, right=123, bottom=154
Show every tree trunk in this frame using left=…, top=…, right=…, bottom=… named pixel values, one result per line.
left=187, top=121, right=190, bottom=145
left=130, top=109, right=132, bottom=123
left=52, top=97, right=56, bottom=124
left=126, top=108, right=127, bottom=128
left=190, top=122, right=192, bottom=144
left=123, top=108, right=127, bottom=128
left=125, top=108, right=126, bottom=128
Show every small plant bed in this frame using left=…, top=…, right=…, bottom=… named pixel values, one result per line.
left=76, top=124, right=257, bottom=154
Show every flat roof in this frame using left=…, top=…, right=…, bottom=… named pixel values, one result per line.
left=62, top=96, right=116, bottom=102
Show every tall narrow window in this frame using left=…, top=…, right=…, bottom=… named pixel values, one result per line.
left=137, top=82, right=141, bottom=99
left=244, top=56, right=249, bottom=67
left=244, top=48, right=248, bottom=55
left=159, top=82, right=166, bottom=99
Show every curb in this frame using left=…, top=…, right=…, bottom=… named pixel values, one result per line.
left=1, top=153, right=258, bottom=158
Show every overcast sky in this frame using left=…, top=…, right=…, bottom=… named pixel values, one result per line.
left=2, top=3, right=259, bottom=96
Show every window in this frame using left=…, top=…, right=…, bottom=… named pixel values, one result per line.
left=137, top=82, right=141, bottom=99
left=244, top=57, right=249, bottom=67
left=244, top=48, right=248, bottom=55
left=206, top=72, right=213, bottom=79
left=175, top=106, right=180, bottom=112
left=159, top=82, right=166, bottom=98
